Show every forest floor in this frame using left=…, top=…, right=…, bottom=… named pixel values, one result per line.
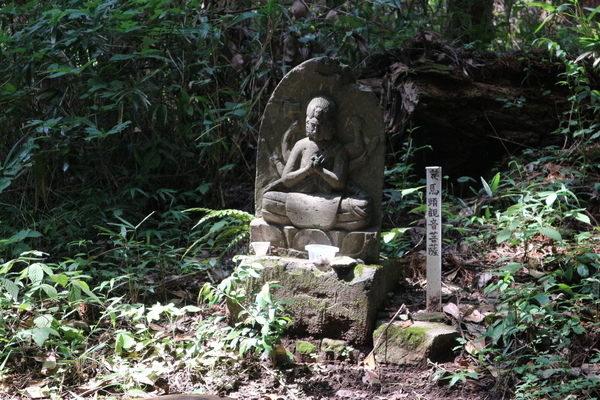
left=139, top=160, right=600, bottom=400
left=133, top=250, right=503, bottom=400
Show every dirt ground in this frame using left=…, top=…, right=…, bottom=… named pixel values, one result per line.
left=155, top=253, right=501, bottom=400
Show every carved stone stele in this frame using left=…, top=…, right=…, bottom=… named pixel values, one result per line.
left=251, top=57, right=384, bottom=263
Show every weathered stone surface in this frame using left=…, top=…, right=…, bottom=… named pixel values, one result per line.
left=372, top=321, right=459, bottom=366
left=237, top=256, right=401, bottom=344
left=330, top=256, right=358, bottom=269
left=320, top=338, right=353, bottom=361
left=413, top=311, right=446, bottom=323
left=252, top=57, right=385, bottom=263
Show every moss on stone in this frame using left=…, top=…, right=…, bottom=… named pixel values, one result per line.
left=374, top=324, right=429, bottom=351
left=353, top=264, right=365, bottom=277
left=296, top=340, right=317, bottom=355
left=322, top=339, right=344, bottom=353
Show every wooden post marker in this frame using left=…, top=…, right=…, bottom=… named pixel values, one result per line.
left=426, top=166, right=442, bottom=312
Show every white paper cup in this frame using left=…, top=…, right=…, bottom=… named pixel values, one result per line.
left=251, top=241, right=270, bottom=256
left=305, top=244, right=339, bottom=264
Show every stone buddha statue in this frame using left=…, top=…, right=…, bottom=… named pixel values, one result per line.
left=251, top=57, right=384, bottom=263
left=261, top=95, right=371, bottom=231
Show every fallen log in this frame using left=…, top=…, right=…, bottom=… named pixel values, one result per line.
left=358, top=41, right=572, bottom=182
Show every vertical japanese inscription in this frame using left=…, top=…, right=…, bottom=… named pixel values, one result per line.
left=426, top=166, right=442, bottom=312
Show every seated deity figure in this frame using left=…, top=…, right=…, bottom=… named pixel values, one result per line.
left=261, top=95, right=372, bottom=231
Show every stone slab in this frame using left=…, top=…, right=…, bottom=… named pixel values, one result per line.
left=236, top=256, right=401, bottom=345
left=372, top=320, right=459, bottom=366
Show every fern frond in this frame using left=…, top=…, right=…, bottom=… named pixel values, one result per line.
left=184, top=207, right=255, bottom=259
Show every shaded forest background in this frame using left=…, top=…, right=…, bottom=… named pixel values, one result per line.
left=1, top=0, right=597, bottom=258
left=2, top=1, right=600, bottom=399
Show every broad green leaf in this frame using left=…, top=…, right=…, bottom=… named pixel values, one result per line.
left=59, top=324, right=84, bottom=343
left=382, top=231, right=397, bottom=243
left=545, top=192, right=557, bottom=206
left=39, top=283, right=58, bottom=299
left=496, top=229, right=512, bottom=244
left=0, top=178, right=11, bottom=193
left=147, top=303, right=164, bottom=322
left=68, top=283, right=82, bottom=301
left=574, top=212, right=591, bottom=224
left=577, top=264, right=590, bottom=277
left=109, top=54, right=135, bottom=61
left=490, top=172, right=501, bottom=192
left=556, top=283, right=574, bottom=296
left=34, top=314, right=55, bottom=328
left=70, top=280, right=101, bottom=303
left=50, top=273, right=69, bottom=287
left=32, top=326, right=59, bottom=347
left=115, top=331, right=136, bottom=354
left=571, top=324, right=585, bottom=335
left=1, top=278, right=20, bottom=301
left=533, top=292, right=551, bottom=305
left=2, top=83, right=16, bottom=92
left=26, top=263, right=44, bottom=286
left=401, top=187, right=423, bottom=196
left=503, top=262, right=524, bottom=274
left=537, top=226, right=562, bottom=242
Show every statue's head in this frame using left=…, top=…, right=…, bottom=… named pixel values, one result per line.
left=306, top=95, right=336, bottom=141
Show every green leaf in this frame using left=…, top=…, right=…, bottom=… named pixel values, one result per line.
left=59, top=324, right=84, bottom=343
left=115, top=331, right=136, bottom=354
left=1, top=278, right=20, bottom=301
left=39, top=283, right=58, bottom=299
left=577, top=264, right=589, bottom=277
left=26, top=263, right=44, bottom=286
left=50, top=273, right=69, bottom=287
left=382, top=231, right=397, bottom=243
left=496, top=229, right=512, bottom=244
left=481, top=176, right=493, bottom=197
left=247, top=267, right=261, bottom=279
left=526, top=2, right=556, bottom=12
left=106, top=121, right=131, bottom=135
left=574, top=212, right=591, bottom=224
left=537, top=226, right=562, bottom=242
left=533, top=292, right=551, bottom=305
left=2, top=83, right=16, bottom=92
left=109, top=54, right=135, bottom=61
left=556, top=283, right=574, bottom=296
left=0, top=178, right=11, bottom=193
left=229, top=11, right=265, bottom=26
left=503, top=262, right=524, bottom=274
left=490, top=172, right=501, bottom=192
left=32, top=327, right=59, bottom=347
left=34, top=314, right=55, bottom=328
left=545, top=192, right=557, bottom=206
left=70, top=279, right=101, bottom=303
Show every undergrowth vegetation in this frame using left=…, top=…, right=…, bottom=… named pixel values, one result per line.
left=1, top=0, right=600, bottom=399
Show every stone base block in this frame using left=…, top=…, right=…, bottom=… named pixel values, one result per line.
left=249, top=218, right=380, bottom=263
left=237, top=256, right=400, bottom=345
left=372, top=321, right=459, bottom=366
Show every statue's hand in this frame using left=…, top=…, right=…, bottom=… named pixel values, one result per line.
left=311, top=154, right=324, bottom=170
left=270, top=152, right=281, bottom=164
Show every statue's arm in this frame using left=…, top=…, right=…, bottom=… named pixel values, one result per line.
left=280, top=144, right=311, bottom=189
